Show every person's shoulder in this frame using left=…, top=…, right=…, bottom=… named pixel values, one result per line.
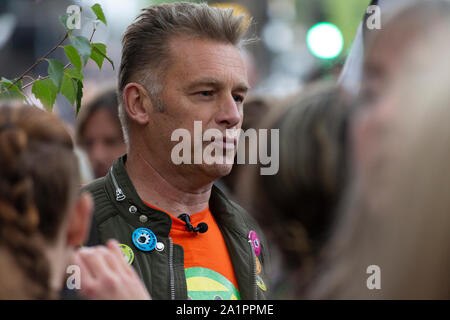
left=81, top=176, right=116, bottom=222
left=212, top=184, right=272, bottom=270
left=81, top=177, right=109, bottom=203
left=81, top=176, right=105, bottom=193
left=212, top=185, right=261, bottom=234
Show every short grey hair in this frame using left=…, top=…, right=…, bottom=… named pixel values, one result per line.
left=118, top=2, right=252, bottom=145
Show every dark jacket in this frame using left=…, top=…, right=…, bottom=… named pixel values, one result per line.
left=83, top=155, right=271, bottom=300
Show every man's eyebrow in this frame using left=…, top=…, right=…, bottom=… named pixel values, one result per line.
left=185, top=77, right=250, bottom=92
left=235, top=82, right=251, bottom=92
left=185, top=78, right=221, bottom=90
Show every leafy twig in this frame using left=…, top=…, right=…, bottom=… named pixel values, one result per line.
left=1, top=3, right=111, bottom=113
left=21, top=62, right=71, bottom=90
left=7, top=33, right=69, bottom=90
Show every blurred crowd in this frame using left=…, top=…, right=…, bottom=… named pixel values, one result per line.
left=1, top=0, right=449, bottom=300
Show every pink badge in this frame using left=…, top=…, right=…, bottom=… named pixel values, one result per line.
left=248, top=230, right=261, bottom=256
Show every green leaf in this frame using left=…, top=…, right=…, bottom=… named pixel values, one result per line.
left=91, top=3, right=107, bottom=25
left=46, top=59, right=65, bottom=90
left=1, top=77, right=16, bottom=87
left=102, top=53, right=115, bottom=70
left=65, top=68, right=84, bottom=81
left=60, top=73, right=77, bottom=105
left=70, top=36, right=92, bottom=66
left=91, top=43, right=115, bottom=70
left=75, top=79, right=84, bottom=115
left=59, top=14, right=73, bottom=37
left=64, top=45, right=82, bottom=71
left=32, top=78, right=58, bottom=111
left=59, top=13, right=69, bottom=29
left=0, top=77, right=26, bottom=101
left=90, top=43, right=106, bottom=69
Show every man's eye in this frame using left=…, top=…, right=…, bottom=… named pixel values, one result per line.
left=198, top=91, right=214, bottom=97
left=233, top=95, right=244, bottom=103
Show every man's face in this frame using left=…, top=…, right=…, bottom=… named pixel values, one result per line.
left=82, top=108, right=127, bottom=178
left=144, top=36, right=249, bottom=183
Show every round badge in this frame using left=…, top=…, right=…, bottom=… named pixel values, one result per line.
left=248, top=230, right=261, bottom=256
left=255, top=256, right=262, bottom=275
left=132, top=227, right=157, bottom=252
left=119, top=244, right=135, bottom=265
left=256, top=274, right=267, bottom=291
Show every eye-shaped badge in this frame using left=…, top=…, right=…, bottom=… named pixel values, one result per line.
left=132, top=227, right=157, bottom=252
left=248, top=230, right=261, bottom=256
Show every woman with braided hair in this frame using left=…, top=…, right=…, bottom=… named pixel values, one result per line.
left=0, top=102, right=150, bottom=299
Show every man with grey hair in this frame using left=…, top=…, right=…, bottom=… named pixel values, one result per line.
left=82, top=2, right=270, bottom=300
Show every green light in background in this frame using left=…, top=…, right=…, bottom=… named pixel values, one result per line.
left=306, top=22, right=344, bottom=60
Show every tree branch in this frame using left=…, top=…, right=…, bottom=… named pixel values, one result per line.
left=89, top=22, right=97, bottom=42
left=8, top=33, right=69, bottom=90
left=21, top=62, right=72, bottom=90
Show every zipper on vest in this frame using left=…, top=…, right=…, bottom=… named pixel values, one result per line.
left=248, top=239, right=257, bottom=300
left=169, top=237, right=176, bottom=300
left=110, top=167, right=126, bottom=201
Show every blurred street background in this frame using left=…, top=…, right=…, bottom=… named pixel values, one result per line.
left=0, top=0, right=370, bottom=124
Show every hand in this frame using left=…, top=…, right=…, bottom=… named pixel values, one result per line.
left=73, top=239, right=151, bottom=300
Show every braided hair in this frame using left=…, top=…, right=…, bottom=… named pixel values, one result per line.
left=0, top=103, right=80, bottom=299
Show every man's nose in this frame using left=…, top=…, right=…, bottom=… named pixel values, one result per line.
left=215, top=94, right=242, bottom=128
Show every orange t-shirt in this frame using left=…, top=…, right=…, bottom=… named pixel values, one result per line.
left=144, top=201, right=241, bottom=300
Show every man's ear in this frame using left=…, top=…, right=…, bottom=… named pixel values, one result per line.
left=123, top=82, right=152, bottom=125
left=66, top=192, right=93, bottom=247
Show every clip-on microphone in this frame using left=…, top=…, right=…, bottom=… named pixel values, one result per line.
left=178, top=213, right=208, bottom=234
